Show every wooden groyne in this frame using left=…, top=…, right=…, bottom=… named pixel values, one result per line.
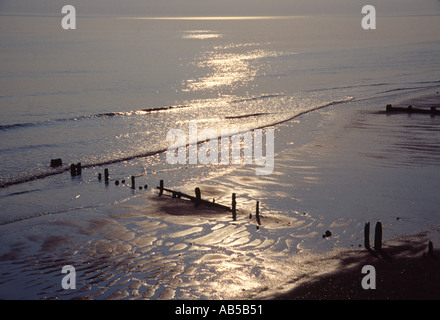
left=156, top=180, right=266, bottom=225
left=156, top=180, right=233, bottom=213
left=94, top=169, right=263, bottom=223
left=364, top=221, right=436, bottom=258
left=383, top=104, right=440, bottom=115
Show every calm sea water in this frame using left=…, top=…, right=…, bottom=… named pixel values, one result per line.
left=1, top=13, right=440, bottom=224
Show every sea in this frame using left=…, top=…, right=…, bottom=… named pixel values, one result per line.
left=1, top=11, right=440, bottom=299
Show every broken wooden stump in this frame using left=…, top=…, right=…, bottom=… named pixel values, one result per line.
left=195, top=187, right=201, bottom=207
left=364, top=222, right=371, bottom=250
left=374, top=221, right=382, bottom=250
left=70, top=163, right=82, bottom=176
left=256, top=201, right=261, bottom=225
left=429, top=241, right=434, bottom=257
left=50, top=158, right=62, bottom=168
left=70, top=164, right=76, bottom=176
left=232, top=193, right=237, bottom=221
left=70, top=163, right=81, bottom=176
left=159, top=179, right=164, bottom=196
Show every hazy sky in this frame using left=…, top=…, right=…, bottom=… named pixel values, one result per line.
left=1, top=0, right=440, bottom=17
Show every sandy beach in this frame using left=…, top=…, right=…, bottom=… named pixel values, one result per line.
left=259, top=235, right=440, bottom=300
left=1, top=89, right=440, bottom=300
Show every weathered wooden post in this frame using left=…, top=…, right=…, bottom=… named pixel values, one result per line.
left=374, top=221, right=382, bottom=250
left=232, top=193, right=237, bottom=221
left=429, top=241, right=434, bottom=256
left=50, top=158, right=62, bottom=168
left=195, top=187, right=201, bottom=207
left=131, top=176, right=135, bottom=189
left=76, top=163, right=82, bottom=176
left=256, top=201, right=261, bottom=225
left=159, top=180, right=164, bottom=196
left=98, top=173, right=102, bottom=181
left=364, top=222, right=371, bottom=250
left=104, top=168, right=109, bottom=182
left=70, top=164, right=76, bottom=176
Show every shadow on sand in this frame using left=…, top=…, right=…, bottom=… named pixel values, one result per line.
left=270, top=237, right=440, bottom=300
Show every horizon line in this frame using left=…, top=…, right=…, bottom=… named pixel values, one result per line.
left=123, top=15, right=308, bottom=21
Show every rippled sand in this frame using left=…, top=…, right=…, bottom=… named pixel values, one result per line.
left=0, top=191, right=320, bottom=300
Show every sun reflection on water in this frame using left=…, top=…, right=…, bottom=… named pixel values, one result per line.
left=182, top=30, right=223, bottom=40
left=183, top=48, right=280, bottom=92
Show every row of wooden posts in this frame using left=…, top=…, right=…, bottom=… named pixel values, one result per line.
left=365, top=221, right=435, bottom=256
left=93, top=170, right=262, bottom=223
left=94, top=168, right=148, bottom=190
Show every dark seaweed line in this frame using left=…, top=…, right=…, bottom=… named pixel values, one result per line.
left=0, top=105, right=193, bottom=132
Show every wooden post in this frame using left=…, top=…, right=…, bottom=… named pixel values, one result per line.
left=374, top=221, right=382, bottom=250
left=159, top=180, right=164, bottom=196
left=50, top=158, right=62, bottom=168
left=429, top=241, right=434, bottom=256
left=70, top=164, right=76, bottom=176
left=76, top=163, right=82, bottom=176
left=131, top=176, right=135, bottom=189
left=104, top=168, right=109, bottom=182
left=364, top=222, right=371, bottom=250
left=98, top=173, right=102, bottom=181
left=195, top=187, right=201, bottom=207
left=256, top=201, right=261, bottom=225
left=232, top=193, right=237, bottom=221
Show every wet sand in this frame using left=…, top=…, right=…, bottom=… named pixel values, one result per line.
left=1, top=90, right=440, bottom=300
